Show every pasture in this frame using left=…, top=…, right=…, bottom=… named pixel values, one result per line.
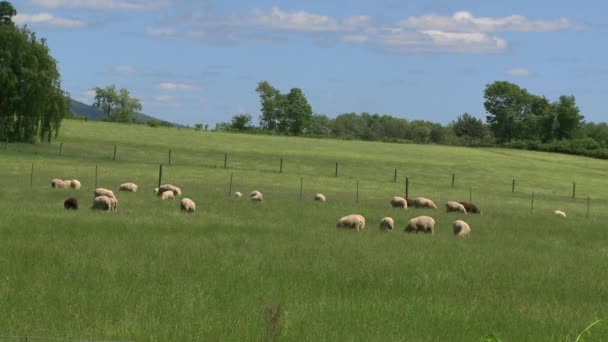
left=1, top=120, right=607, bottom=341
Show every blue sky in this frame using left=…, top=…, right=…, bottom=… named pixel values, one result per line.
left=12, top=0, right=607, bottom=126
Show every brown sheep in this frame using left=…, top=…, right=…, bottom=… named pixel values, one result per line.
left=458, top=202, right=482, bottom=214
left=64, top=197, right=78, bottom=210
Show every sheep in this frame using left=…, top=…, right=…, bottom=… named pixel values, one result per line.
left=180, top=198, right=196, bottom=213
left=404, top=216, right=435, bottom=234
left=118, top=182, right=138, bottom=192
left=390, top=196, right=408, bottom=209
left=314, top=193, right=326, bottom=202
left=458, top=202, right=482, bottom=215
left=51, top=179, right=69, bottom=189
left=161, top=190, right=174, bottom=200
left=336, top=214, right=366, bottom=231
left=64, top=197, right=79, bottom=210
left=445, top=201, right=467, bottom=214
left=412, top=197, right=438, bottom=209
left=91, top=195, right=111, bottom=210
left=233, top=191, right=243, bottom=199
left=107, top=197, right=118, bottom=212
left=250, top=190, right=263, bottom=202
left=405, top=198, right=416, bottom=208
left=554, top=210, right=567, bottom=218
left=157, top=184, right=181, bottom=196
left=94, top=188, right=116, bottom=199
left=69, top=180, right=81, bottom=190
left=154, top=187, right=159, bottom=194
left=379, top=217, right=394, bottom=231
left=453, top=220, right=471, bottom=239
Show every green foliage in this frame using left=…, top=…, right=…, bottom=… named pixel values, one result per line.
left=453, top=112, right=486, bottom=141
left=231, top=113, right=253, bottom=132
left=0, top=2, right=67, bottom=143
left=194, top=123, right=203, bottom=131
left=256, top=81, right=312, bottom=135
left=146, top=119, right=174, bottom=128
left=93, top=85, right=142, bottom=123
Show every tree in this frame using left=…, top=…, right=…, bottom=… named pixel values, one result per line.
left=256, top=81, right=283, bottom=131
left=452, top=113, right=486, bottom=141
left=230, top=113, right=253, bottom=131
left=284, top=88, right=312, bottom=135
left=255, top=81, right=313, bottom=135
left=552, top=95, right=584, bottom=140
left=93, top=85, right=142, bottom=123
left=194, top=124, right=203, bottom=131
left=0, top=1, right=68, bottom=143
left=484, top=81, right=535, bottom=143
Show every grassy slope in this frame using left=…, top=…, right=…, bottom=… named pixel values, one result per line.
left=0, top=120, right=607, bottom=341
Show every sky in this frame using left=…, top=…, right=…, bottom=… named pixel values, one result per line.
left=11, top=0, right=608, bottom=126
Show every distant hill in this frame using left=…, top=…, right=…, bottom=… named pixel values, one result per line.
left=69, top=99, right=171, bottom=124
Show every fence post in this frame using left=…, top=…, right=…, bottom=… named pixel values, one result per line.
left=587, top=196, right=590, bottom=218
left=531, top=192, right=535, bottom=215
left=95, top=165, right=98, bottom=188
left=405, top=177, right=409, bottom=199
left=394, top=168, right=397, bottom=182
left=512, top=179, right=515, bottom=193
left=335, top=162, right=338, bottom=177
left=356, top=179, right=359, bottom=203
left=228, top=173, right=233, bottom=198
left=30, top=163, right=34, bottom=187
left=280, top=157, right=283, bottom=173
left=59, top=142, right=63, bottom=156
left=113, top=145, right=117, bottom=161
left=168, top=149, right=172, bottom=165
left=572, top=182, right=576, bottom=199
left=158, top=164, right=163, bottom=188
left=224, top=153, right=228, bottom=169
left=469, top=187, right=472, bottom=204
left=452, top=173, right=455, bottom=188
left=299, top=177, right=303, bottom=200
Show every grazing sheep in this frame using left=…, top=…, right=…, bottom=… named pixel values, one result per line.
left=336, top=214, right=366, bottom=231
left=405, top=198, right=415, bottom=208
left=250, top=190, right=263, bottom=202
left=390, top=196, right=408, bottom=209
left=91, top=195, right=111, bottom=210
left=458, top=202, right=482, bottom=215
left=445, top=201, right=467, bottom=214
left=180, top=198, right=196, bottom=213
left=157, top=184, right=181, bottom=196
left=51, top=179, right=69, bottom=189
left=107, top=197, right=118, bottom=212
left=94, top=188, right=116, bottom=199
left=412, top=197, right=438, bottom=209
left=314, top=193, right=326, bottom=202
left=69, top=180, right=81, bottom=190
left=404, top=216, right=435, bottom=234
left=554, top=210, right=567, bottom=218
left=118, top=182, right=138, bottom=192
left=453, top=220, right=471, bottom=239
left=379, top=217, right=394, bottom=231
left=154, top=187, right=159, bottom=194
left=161, top=190, right=174, bottom=200
left=64, top=197, right=79, bottom=210
left=233, top=191, right=243, bottom=199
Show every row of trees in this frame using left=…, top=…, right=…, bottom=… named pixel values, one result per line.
left=93, top=85, right=142, bottom=123
left=0, top=1, right=68, bottom=143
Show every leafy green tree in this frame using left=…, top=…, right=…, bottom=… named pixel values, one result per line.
left=452, top=113, right=486, bottom=141
left=230, top=113, right=253, bottom=131
left=284, top=88, right=312, bottom=135
left=309, top=114, right=331, bottom=136
left=484, top=81, right=535, bottom=143
left=194, top=123, right=203, bottom=131
left=552, top=95, right=584, bottom=139
left=256, top=81, right=283, bottom=131
left=93, top=85, right=142, bottom=123
left=0, top=1, right=68, bottom=143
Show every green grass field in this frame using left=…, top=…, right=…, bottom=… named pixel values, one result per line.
left=1, top=120, right=607, bottom=341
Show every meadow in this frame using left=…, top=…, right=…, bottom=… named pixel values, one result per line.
left=1, top=120, right=607, bottom=341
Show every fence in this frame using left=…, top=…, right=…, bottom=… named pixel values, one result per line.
left=0, top=335, right=134, bottom=342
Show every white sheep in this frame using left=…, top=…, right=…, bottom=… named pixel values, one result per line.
left=390, top=196, right=408, bottom=209
left=250, top=190, right=263, bottom=202
left=336, top=214, right=366, bottom=231
left=94, top=188, right=116, bottom=199
left=379, top=217, right=394, bottom=231
left=157, top=184, right=181, bottom=196
left=314, top=193, right=326, bottom=202
left=91, top=195, right=111, bottom=211
left=445, top=201, right=467, bottom=214
left=180, top=198, right=196, bottom=213
left=69, top=179, right=81, bottom=190
left=453, top=220, right=471, bottom=239
left=404, top=216, right=435, bottom=234
left=161, top=190, right=174, bottom=200
left=154, top=187, right=159, bottom=194
left=412, top=197, right=438, bottom=209
left=118, top=182, right=138, bottom=192
left=554, top=210, right=567, bottom=218
left=108, top=197, right=118, bottom=212
left=233, top=191, right=243, bottom=199
left=51, top=179, right=69, bottom=189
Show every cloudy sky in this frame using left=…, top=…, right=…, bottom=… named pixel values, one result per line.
left=12, top=0, right=606, bottom=126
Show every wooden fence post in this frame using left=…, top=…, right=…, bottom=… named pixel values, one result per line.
left=335, top=162, right=338, bottom=177
left=394, top=168, right=397, bottom=182
left=113, top=145, right=117, bottom=161
left=30, top=163, right=34, bottom=187
left=531, top=192, right=535, bottom=215
left=158, top=164, right=163, bottom=188
left=95, top=165, right=98, bottom=188
left=168, top=149, right=172, bottom=165
left=572, top=182, right=576, bottom=199
left=512, top=179, right=515, bottom=193
left=587, top=196, right=590, bottom=218
left=224, top=153, right=228, bottom=169
left=280, top=157, right=283, bottom=173
left=405, top=177, right=409, bottom=199
left=228, top=173, right=233, bottom=198
left=299, top=177, right=303, bottom=200
left=452, top=173, right=455, bottom=188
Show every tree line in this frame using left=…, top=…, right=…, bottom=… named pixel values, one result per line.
left=215, top=81, right=608, bottom=159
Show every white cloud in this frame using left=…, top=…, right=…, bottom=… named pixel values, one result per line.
left=251, top=7, right=340, bottom=31
left=506, top=68, right=530, bottom=76
left=158, top=82, right=199, bottom=91
left=400, top=11, right=580, bottom=32
left=155, top=95, right=176, bottom=101
left=114, top=65, right=137, bottom=74
left=14, top=12, right=86, bottom=27
left=343, top=34, right=368, bottom=43
left=146, top=27, right=177, bottom=37
left=31, top=0, right=169, bottom=10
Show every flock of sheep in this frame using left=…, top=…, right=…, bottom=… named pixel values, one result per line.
left=52, top=179, right=568, bottom=235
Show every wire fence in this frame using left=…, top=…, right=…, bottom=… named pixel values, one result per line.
left=0, top=335, right=134, bottom=342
